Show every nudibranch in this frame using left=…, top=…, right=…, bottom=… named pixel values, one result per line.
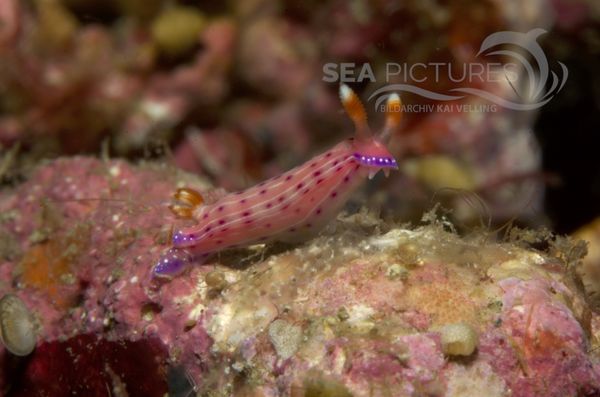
left=154, top=84, right=403, bottom=278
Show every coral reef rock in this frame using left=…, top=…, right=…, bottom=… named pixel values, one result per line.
left=0, top=157, right=599, bottom=396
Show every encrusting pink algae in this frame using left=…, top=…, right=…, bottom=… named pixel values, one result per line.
left=0, top=157, right=599, bottom=396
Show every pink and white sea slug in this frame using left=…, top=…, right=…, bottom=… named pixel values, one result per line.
left=153, top=84, right=403, bottom=278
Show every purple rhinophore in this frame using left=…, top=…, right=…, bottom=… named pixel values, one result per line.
left=153, top=248, right=193, bottom=278
left=353, top=153, right=398, bottom=168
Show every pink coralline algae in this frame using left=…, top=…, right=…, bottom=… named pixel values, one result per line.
left=491, top=278, right=599, bottom=396
left=0, top=157, right=599, bottom=396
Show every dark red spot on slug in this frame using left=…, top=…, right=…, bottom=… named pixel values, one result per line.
left=335, top=166, right=343, bottom=172
left=266, top=203, right=273, bottom=209
left=325, top=152, right=332, bottom=158
left=316, top=178, right=325, bottom=184
left=219, top=220, right=226, bottom=225
left=286, top=175, right=293, bottom=181
left=296, top=183, right=304, bottom=190
left=278, top=196, right=285, bottom=203
left=331, top=192, right=338, bottom=198
left=259, top=189, right=267, bottom=195
left=203, top=214, right=209, bottom=219
left=313, top=171, right=321, bottom=177
left=316, top=208, right=322, bottom=215
left=241, top=199, right=247, bottom=204
left=218, top=205, right=225, bottom=211
left=242, top=211, right=251, bottom=217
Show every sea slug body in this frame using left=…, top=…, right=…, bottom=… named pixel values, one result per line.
left=154, top=85, right=403, bottom=278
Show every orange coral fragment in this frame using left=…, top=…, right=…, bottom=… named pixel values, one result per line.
left=19, top=241, right=76, bottom=310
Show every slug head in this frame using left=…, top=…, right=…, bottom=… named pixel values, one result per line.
left=339, top=84, right=402, bottom=177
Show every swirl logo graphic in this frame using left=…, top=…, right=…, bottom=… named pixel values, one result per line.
left=368, top=29, right=568, bottom=111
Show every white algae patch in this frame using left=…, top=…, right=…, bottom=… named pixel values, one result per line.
left=446, top=362, right=508, bottom=397
left=345, top=304, right=376, bottom=334
left=208, top=297, right=278, bottom=352
left=268, top=319, right=302, bottom=360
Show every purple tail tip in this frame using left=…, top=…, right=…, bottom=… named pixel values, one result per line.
left=153, top=248, right=192, bottom=279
